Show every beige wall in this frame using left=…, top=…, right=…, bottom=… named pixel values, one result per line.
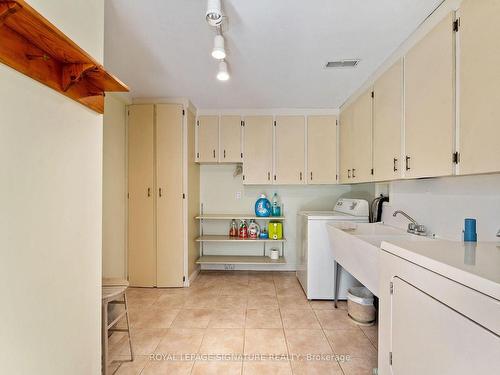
left=103, top=95, right=129, bottom=278
left=0, top=1, right=104, bottom=374
left=199, top=165, right=374, bottom=270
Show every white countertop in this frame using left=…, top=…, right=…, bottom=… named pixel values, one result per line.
left=381, top=239, right=500, bottom=300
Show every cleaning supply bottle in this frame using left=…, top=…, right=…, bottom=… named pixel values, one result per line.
left=248, top=219, right=261, bottom=239
left=255, top=194, right=271, bottom=217
left=239, top=220, right=248, bottom=239
left=271, top=193, right=281, bottom=217
left=229, top=219, right=238, bottom=237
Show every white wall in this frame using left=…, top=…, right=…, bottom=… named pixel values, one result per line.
left=200, top=165, right=374, bottom=270
left=103, top=94, right=129, bottom=278
left=381, top=174, right=500, bottom=242
left=0, top=1, right=104, bottom=374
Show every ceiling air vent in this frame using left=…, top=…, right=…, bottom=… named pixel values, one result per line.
left=325, top=59, right=360, bottom=68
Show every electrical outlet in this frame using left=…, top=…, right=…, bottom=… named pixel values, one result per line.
left=235, top=191, right=241, bottom=200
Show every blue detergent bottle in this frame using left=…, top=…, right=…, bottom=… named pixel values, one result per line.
left=255, top=194, right=271, bottom=217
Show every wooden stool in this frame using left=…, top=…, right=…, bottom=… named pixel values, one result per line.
left=102, top=280, right=133, bottom=375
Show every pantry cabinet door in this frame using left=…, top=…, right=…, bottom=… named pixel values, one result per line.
left=404, top=12, right=455, bottom=179
left=243, top=116, right=273, bottom=184
left=274, top=116, right=306, bottom=184
left=220, top=115, right=242, bottom=163
left=197, top=115, right=219, bottom=162
left=459, top=0, right=500, bottom=175
left=307, top=115, right=337, bottom=184
left=339, top=104, right=354, bottom=183
left=156, top=104, right=184, bottom=287
left=373, top=59, right=403, bottom=181
left=351, top=90, right=373, bottom=183
left=127, top=104, right=156, bottom=287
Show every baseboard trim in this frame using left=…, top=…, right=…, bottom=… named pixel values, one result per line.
left=186, top=266, right=201, bottom=287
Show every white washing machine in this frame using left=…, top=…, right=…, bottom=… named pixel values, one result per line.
left=296, top=198, right=369, bottom=300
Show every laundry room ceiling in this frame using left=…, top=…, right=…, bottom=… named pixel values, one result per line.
left=104, top=0, right=443, bottom=109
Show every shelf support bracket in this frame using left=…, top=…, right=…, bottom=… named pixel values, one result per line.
left=0, top=2, right=20, bottom=27
left=61, top=63, right=96, bottom=92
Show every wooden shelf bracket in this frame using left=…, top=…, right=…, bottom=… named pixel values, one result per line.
left=0, top=0, right=128, bottom=114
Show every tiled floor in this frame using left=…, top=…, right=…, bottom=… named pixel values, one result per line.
left=109, top=271, right=378, bottom=375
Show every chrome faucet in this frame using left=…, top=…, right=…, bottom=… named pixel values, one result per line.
left=393, top=210, right=427, bottom=236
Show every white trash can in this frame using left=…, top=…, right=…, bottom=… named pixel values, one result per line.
left=347, top=287, right=376, bottom=326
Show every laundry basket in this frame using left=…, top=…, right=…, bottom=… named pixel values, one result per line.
left=347, top=287, right=376, bottom=325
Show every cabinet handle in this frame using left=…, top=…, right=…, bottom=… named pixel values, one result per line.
left=352, top=168, right=356, bottom=178
left=310, top=171, right=313, bottom=181
left=147, top=187, right=151, bottom=197
left=393, top=158, right=398, bottom=172
left=223, top=149, right=226, bottom=159
left=299, top=172, right=303, bottom=181
left=159, top=187, right=162, bottom=197
left=405, top=156, right=411, bottom=171
left=268, top=172, right=271, bottom=181
left=213, top=149, right=216, bottom=158
left=348, top=169, right=351, bottom=178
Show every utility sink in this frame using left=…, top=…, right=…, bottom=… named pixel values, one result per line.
left=327, top=222, right=433, bottom=296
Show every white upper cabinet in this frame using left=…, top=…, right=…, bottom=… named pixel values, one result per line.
left=243, top=116, right=273, bottom=185
left=373, top=59, right=403, bottom=182
left=307, top=115, right=337, bottom=184
left=339, top=104, right=354, bottom=183
left=219, top=115, right=242, bottom=163
left=458, top=0, right=500, bottom=175
left=351, top=90, right=373, bottom=183
left=197, top=115, right=219, bottom=162
left=404, top=12, right=455, bottom=179
left=274, top=116, right=306, bottom=185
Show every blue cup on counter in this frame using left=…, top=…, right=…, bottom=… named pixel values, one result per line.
left=463, top=218, right=477, bottom=242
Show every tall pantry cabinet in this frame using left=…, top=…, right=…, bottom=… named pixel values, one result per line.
left=128, top=103, right=198, bottom=287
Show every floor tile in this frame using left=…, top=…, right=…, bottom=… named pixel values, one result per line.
left=324, top=329, right=377, bottom=359
left=360, top=325, right=378, bottom=349
left=278, top=295, right=311, bottom=310
left=244, top=329, right=288, bottom=356
left=184, top=293, right=220, bottom=309
left=280, top=309, right=321, bottom=329
left=309, top=300, right=347, bottom=311
left=129, top=307, right=180, bottom=329
left=215, top=295, right=248, bottom=309
left=314, top=309, right=360, bottom=330
left=290, top=359, right=344, bottom=375
left=192, top=361, right=243, bottom=375
left=284, top=329, right=332, bottom=356
left=246, top=309, right=283, bottom=328
left=247, top=295, right=279, bottom=309
left=112, top=355, right=148, bottom=375
left=243, top=360, right=292, bottom=375
left=121, top=328, right=166, bottom=356
left=339, top=356, right=378, bottom=375
left=153, top=294, right=187, bottom=309
left=220, top=284, right=250, bottom=296
left=248, top=282, right=276, bottom=296
left=171, top=309, right=213, bottom=328
left=209, top=309, right=246, bottom=328
left=198, top=328, right=245, bottom=354
left=140, top=360, right=194, bottom=375
left=155, top=328, right=205, bottom=355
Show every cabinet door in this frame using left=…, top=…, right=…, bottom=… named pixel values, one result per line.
left=275, top=116, right=306, bottom=184
left=128, top=104, right=156, bottom=287
left=339, top=105, right=353, bottom=183
left=243, top=116, right=273, bottom=184
left=156, top=104, right=184, bottom=287
left=373, top=60, right=403, bottom=181
left=404, top=12, right=455, bottom=178
left=197, top=115, right=218, bottom=162
left=391, top=278, right=500, bottom=375
left=351, top=90, right=373, bottom=183
left=219, top=115, right=242, bottom=163
left=307, top=115, right=337, bottom=184
left=459, top=0, right=500, bottom=175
